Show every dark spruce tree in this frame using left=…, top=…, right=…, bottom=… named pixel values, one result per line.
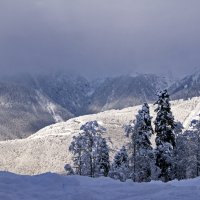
left=96, top=138, right=110, bottom=177
left=124, top=103, right=154, bottom=182
left=176, top=118, right=200, bottom=179
left=154, top=89, right=176, bottom=182
left=109, top=145, right=130, bottom=182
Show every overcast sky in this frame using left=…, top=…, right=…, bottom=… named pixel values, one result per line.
left=0, top=0, right=200, bottom=78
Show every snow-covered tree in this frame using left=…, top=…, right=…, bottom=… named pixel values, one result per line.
left=96, top=138, right=110, bottom=177
left=154, top=89, right=176, bottom=182
left=176, top=118, right=200, bottom=179
left=191, top=118, right=200, bottom=177
left=69, top=121, right=110, bottom=177
left=124, top=103, right=154, bottom=182
left=173, top=121, right=184, bottom=180
left=175, top=132, right=194, bottom=179
left=109, top=146, right=129, bottom=182
left=64, top=164, right=74, bottom=175
left=69, top=133, right=88, bottom=175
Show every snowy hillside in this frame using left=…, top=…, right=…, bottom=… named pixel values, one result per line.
left=88, top=74, right=168, bottom=113
left=0, top=172, right=200, bottom=200
left=0, top=73, right=89, bottom=140
left=170, top=69, right=200, bottom=100
left=0, top=97, right=200, bottom=175
left=0, top=80, right=73, bottom=140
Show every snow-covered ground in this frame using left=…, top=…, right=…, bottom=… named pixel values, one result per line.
left=0, top=172, right=200, bottom=200
left=0, top=97, right=200, bottom=175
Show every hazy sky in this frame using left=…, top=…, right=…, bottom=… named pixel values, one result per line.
left=0, top=0, right=200, bottom=78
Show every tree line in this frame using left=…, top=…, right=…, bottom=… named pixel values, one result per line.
left=65, top=89, right=200, bottom=182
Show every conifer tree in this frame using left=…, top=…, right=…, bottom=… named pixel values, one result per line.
left=109, top=146, right=129, bottom=182
left=124, top=103, right=153, bottom=182
left=154, top=89, right=176, bottom=182
left=176, top=118, right=200, bottom=179
left=69, top=133, right=87, bottom=175
left=96, top=138, right=110, bottom=177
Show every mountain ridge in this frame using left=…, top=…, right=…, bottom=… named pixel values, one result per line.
left=0, top=71, right=199, bottom=140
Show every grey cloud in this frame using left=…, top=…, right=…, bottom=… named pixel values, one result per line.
left=0, top=0, right=200, bottom=78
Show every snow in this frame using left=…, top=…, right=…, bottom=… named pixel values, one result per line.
left=46, top=102, right=64, bottom=123
left=183, top=99, right=200, bottom=129
left=0, top=172, right=200, bottom=200
left=36, top=90, right=64, bottom=123
left=0, top=97, right=200, bottom=175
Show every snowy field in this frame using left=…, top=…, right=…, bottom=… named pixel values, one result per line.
left=0, top=172, right=200, bottom=200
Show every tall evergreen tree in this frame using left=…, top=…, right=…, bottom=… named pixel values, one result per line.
left=124, top=103, right=154, bottom=182
left=154, top=89, right=176, bottom=182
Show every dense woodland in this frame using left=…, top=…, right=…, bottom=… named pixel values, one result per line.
left=66, top=90, right=200, bottom=182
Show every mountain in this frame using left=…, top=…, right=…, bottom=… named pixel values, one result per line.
left=0, top=97, right=199, bottom=175
left=0, top=73, right=90, bottom=140
left=0, top=71, right=200, bottom=140
left=170, top=69, right=200, bottom=100
left=34, top=73, right=91, bottom=116
left=87, top=74, right=168, bottom=113
left=0, top=80, right=74, bottom=140
left=0, top=73, right=168, bottom=140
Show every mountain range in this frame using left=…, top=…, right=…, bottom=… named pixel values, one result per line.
left=0, top=70, right=199, bottom=140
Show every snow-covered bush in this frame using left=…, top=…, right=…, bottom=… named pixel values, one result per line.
left=64, top=164, right=74, bottom=175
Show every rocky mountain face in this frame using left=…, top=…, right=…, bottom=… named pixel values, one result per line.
left=0, top=78, right=73, bottom=140
left=0, top=71, right=199, bottom=140
left=169, top=70, right=200, bottom=100
left=88, top=74, right=168, bottom=113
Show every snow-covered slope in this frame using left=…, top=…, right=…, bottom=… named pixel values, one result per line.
left=88, top=74, right=168, bottom=113
left=170, top=69, right=200, bottom=100
left=0, top=97, right=200, bottom=175
left=0, top=80, right=73, bottom=140
left=34, top=73, right=91, bottom=116
left=0, top=73, right=90, bottom=140
left=0, top=172, right=200, bottom=200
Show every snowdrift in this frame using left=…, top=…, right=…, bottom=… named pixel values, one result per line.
left=0, top=172, right=200, bottom=200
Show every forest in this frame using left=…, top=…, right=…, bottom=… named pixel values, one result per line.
left=66, top=90, right=200, bottom=183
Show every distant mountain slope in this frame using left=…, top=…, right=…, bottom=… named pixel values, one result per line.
left=0, top=80, right=73, bottom=140
left=170, top=70, right=200, bottom=100
left=0, top=73, right=168, bottom=140
left=87, top=74, right=168, bottom=113
left=0, top=71, right=199, bottom=140
left=0, top=97, right=199, bottom=175
left=34, top=73, right=91, bottom=115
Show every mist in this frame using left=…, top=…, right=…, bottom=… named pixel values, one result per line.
left=0, top=0, right=200, bottom=78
